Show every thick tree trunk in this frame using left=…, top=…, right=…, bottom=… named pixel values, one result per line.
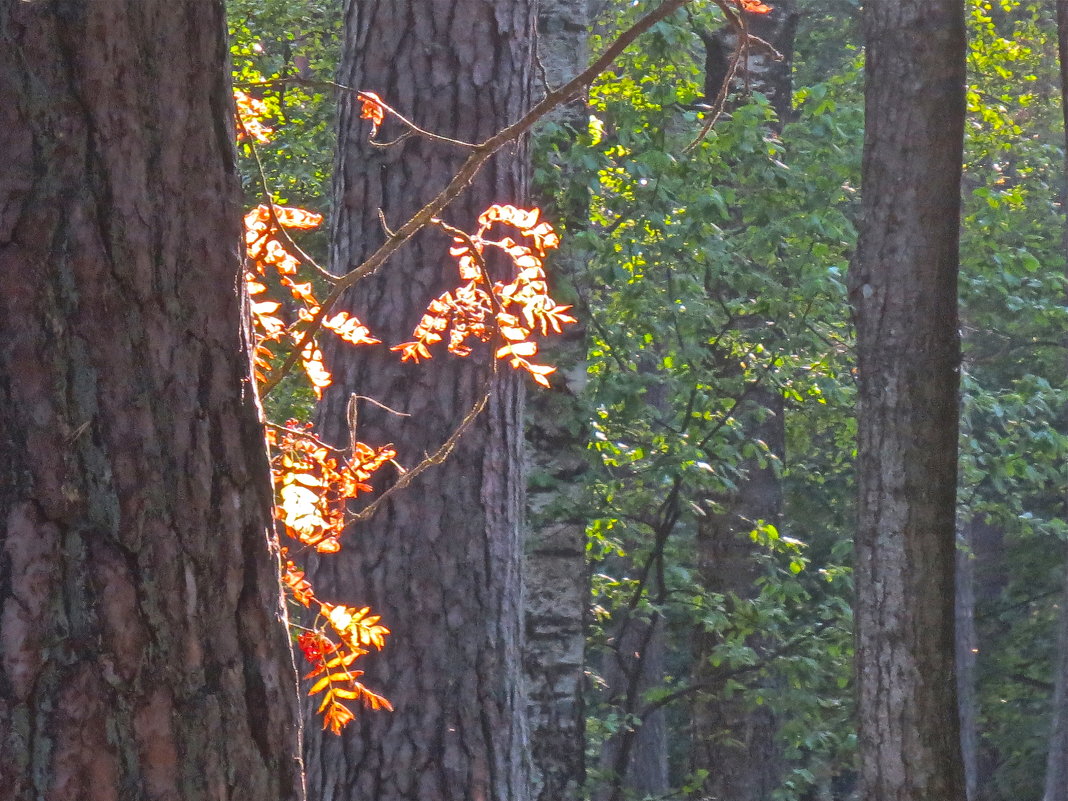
left=524, top=2, right=592, bottom=801
left=847, top=1, right=967, bottom=800
left=304, top=3, right=535, bottom=801
left=0, top=3, right=304, bottom=800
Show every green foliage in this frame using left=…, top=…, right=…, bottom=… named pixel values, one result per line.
left=540, top=0, right=1066, bottom=798
left=230, top=0, right=1067, bottom=794
left=955, top=1, right=1068, bottom=794
left=229, top=0, right=342, bottom=422
left=534, top=5, right=863, bottom=798
left=229, top=0, right=341, bottom=208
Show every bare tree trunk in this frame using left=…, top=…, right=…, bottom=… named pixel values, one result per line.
left=600, top=612, right=671, bottom=799
left=689, top=6, right=797, bottom=797
left=1044, top=548, right=1068, bottom=801
left=957, top=524, right=979, bottom=801
left=691, top=390, right=785, bottom=801
left=1043, top=5, right=1068, bottom=799
left=304, top=3, right=535, bottom=801
left=847, top=1, right=967, bottom=799
left=0, top=3, right=304, bottom=799
left=524, top=2, right=592, bottom=800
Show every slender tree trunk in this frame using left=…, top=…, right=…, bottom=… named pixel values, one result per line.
left=1043, top=5, right=1068, bottom=799
left=524, top=2, right=592, bottom=800
left=689, top=6, right=797, bottom=798
left=1044, top=548, right=1068, bottom=801
left=847, top=1, right=967, bottom=800
left=957, top=524, right=979, bottom=801
left=691, top=390, right=785, bottom=801
left=0, top=3, right=304, bottom=799
left=304, top=3, right=535, bottom=801
left=600, top=611, right=671, bottom=799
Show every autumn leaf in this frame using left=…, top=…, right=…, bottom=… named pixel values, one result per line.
left=735, top=0, right=773, bottom=13
left=358, top=91, right=386, bottom=135
left=234, top=89, right=273, bottom=143
left=299, top=341, right=333, bottom=399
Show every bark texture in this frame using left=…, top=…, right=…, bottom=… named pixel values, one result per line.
left=0, top=3, right=304, bottom=800
left=847, top=1, right=967, bottom=799
left=304, top=3, right=535, bottom=801
left=524, top=2, right=591, bottom=800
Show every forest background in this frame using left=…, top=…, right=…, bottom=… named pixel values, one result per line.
left=226, top=0, right=1066, bottom=799
left=0, top=0, right=1063, bottom=800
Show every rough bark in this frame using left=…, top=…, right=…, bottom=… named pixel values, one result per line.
left=524, top=2, right=592, bottom=800
left=303, top=3, right=535, bottom=801
left=0, top=3, right=304, bottom=800
left=846, top=1, right=967, bottom=799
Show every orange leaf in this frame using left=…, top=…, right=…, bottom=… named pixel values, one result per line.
left=323, top=702, right=355, bottom=734
left=234, top=89, right=273, bottom=143
left=736, top=0, right=773, bottom=12
left=359, top=91, right=386, bottom=134
left=273, top=206, right=323, bottom=229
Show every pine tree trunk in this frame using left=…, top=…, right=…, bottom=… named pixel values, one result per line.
left=304, top=3, right=535, bottom=801
left=847, top=1, right=967, bottom=799
left=524, top=2, right=592, bottom=800
left=0, top=3, right=304, bottom=799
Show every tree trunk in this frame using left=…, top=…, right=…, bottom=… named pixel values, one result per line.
left=0, top=3, right=303, bottom=800
left=1043, top=5, right=1068, bottom=799
left=524, top=2, right=592, bottom=800
left=699, top=0, right=797, bottom=123
left=689, top=6, right=797, bottom=797
left=691, top=390, right=785, bottom=801
left=957, top=524, right=979, bottom=801
left=304, top=3, right=535, bottom=801
left=600, top=612, right=670, bottom=799
left=847, top=1, right=967, bottom=799
left=1044, top=547, right=1068, bottom=801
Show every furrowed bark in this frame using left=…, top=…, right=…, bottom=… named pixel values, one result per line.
left=0, top=3, right=304, bottom=799
left=303, top=3, right=535, bottom=801
left=848, top=1, right=967, bottom=799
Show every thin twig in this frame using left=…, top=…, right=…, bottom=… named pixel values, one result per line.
left=239, top=128, right=338, bottom=282
left=358, top=90, right=481, bottom=150
left=348, top=363, right=497, bottom=523
left=261, top=0, right=697, bottom=396
left=267, top=421, right=347, bottom=453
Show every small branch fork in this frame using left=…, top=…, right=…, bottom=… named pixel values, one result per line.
left=258, top=0, right=709, bottom=396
